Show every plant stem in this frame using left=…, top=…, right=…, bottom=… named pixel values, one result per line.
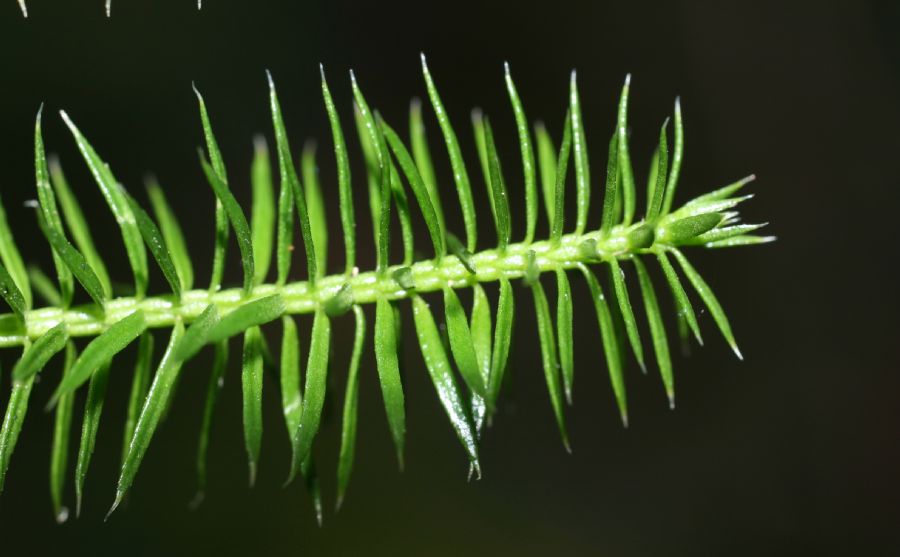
left=0, top=227, right=637, bottom=348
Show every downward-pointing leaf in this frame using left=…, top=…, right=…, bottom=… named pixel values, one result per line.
left=530, top=279, right=571, bottom=451
left=121, top=333, right=154, bottom=466
left=110, top=321, right=185, bottom=515
left=241, top=325, right=264, bottom=486
left=280, top=316, right=302, bottom=435
left=488, top=278, right=514, bottom=408
left=0, top=348, right=35, bottom=495
left=49, top=342, right=76, bottom=523
left=49, top=311, right=147, bottom=407
left=669, top=248, right=742, bottom=359
left=608, top=258, right=646, bottom=371
left=206, top=295, right=285, bottom=344
left=469, top=284, right=492, bottom=433
left=12, top=321, right=68, bottom=383
left=656, top=250, right=703, bottom=345
left=337, top=305, right=366, bottom=509
left=74, top=358, right=112, bottom=517
left=556, top=270, right=574, bottom=403
left=579, top=264, right=628, bottom=426
left=374, top=298, right=406, bottom=468
left=633, top=258, right=674, bottom=407
left=412, top=295, right=480, bottom=472
left=194, top=340, right=228, bottom=501
left=444, top=287, right=488, bottom=398
left=61, top=111, right=149, bottom=299
left=175, top=304, right=220, bottom=362
left=288, top=310, right=331, bottom=482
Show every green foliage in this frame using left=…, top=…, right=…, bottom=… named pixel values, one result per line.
left=0, top=60, right=772, bottom=523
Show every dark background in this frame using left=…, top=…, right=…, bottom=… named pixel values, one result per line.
left=1, top=0, right=898, bottom=555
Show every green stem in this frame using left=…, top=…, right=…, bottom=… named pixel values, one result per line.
left=0, top=226, right=640, bottom=348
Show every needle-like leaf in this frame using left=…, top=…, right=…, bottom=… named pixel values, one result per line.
left=556, top=270, right=575, bottom=403
left=206, top=295, right=285, bottom=344
left=28, top=265, right=62, bottom=307
left=646, top=119, right=670, bottom=222
left=504, top=63, right=537, bottom=243
left=194, top=340, right=228, bottom=502
left=242, top=325, right=264, bottom=486
left=121, top=333, right=154, bottom=467
left=74, top=359, right=112, bottom=517
left=488, top=278, right=514, bottom=408
left=529, top=277, right=571, bottom=451
left=280, top=316, right=302, bottom=436
left=482, top=117, right=511, bottom=251
left=0, top=348, right=35, bottom=495
left=570, top=71, right=591, bottom=235
left=301, top=142, right=328, bottom=276
left=633, top=258, right=674, bottom=407
left=656, top=250, right=703, bottom=345
left=662, top=98, right=684, bottom=215
left=288, top=310, right=331, bottom=482
left=617, top=75, right=637, bottom=226
left=61, top=111, right=149, bottom=299
left=49, top=158, right=112, bottom=299
left=321, top=67, right=356, bottom=275
left=600, top=133, right=619, bottom=234
left=49, top=311, right=147, bottom=407
left=412, top=295, right=480, bottom=472
left=409, top=98, right=445, bottom=235
left=469, top=284, right=492, bottom=432
left=123, top=189, right=183, bottom=298
left=251, top=137, right=275, bottom=285
left=669, top=248, right=742, bottom=359
left=35, top=212, right=106, bottom=309
left=336, top=305, right=366, bottom=509
left=444, top=287, right=488, bottom=398
left=534, top=122, right=557, bottom=224
left=110, top=320, right=185, bottom=515
left=579, top=264, right=628, bottom=426
left=0, top=264, right=26, bottom=322
left=146, top=178, right=194, bottom=291
left=551, top=110, right=573, bottom=244
left=49, top=342, right=76, bottom=523
left=421, top=54, right=477, bottom=252
left=608, top=258, right=646, bottom=371
left=374, top=298, right=406, bottom=468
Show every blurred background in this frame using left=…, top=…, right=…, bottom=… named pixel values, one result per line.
left=1, top=0, right=898, bottom=554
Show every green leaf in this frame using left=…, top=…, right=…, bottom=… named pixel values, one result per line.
left=374, top=298, right=406, bottom=469
left=193, top=87, right=230, bottom=293
left=121, top=333, right=154, bottom=467
left=61, top=111, right=149, bottom=299
left=469, top=284, right=492, bottom=432
left=482, top=117, right=511, bottom=251
left=551, top=109, right=573, bottom=244
left=617, top=75, right=637, bottom=226
left=146, top=179, right=194, bottom=291
left=669, top=248, right=742, bottom=359
left=49, top=311, right=147, bottom=407
left=0, top=197, right=30, bottom=311
left=321, top=67, right=356, bottom=275
left=242, top=325, right=264, bottom=486
left=704, top=234, right=776, bottom=249
left=656, top=250, right=703, bottom=345
left=411, top=295, right=480, bottom=471
left=684, top=223, right=767, bottom=245
left=199, top=152, right=255, bottom=294
left=447, top=233, right=476, bottom=274
left=504, top=63, right=537, bottom=243
left=0, top=349, right=35, bottom=495
left=288, top=310, right=331, bottom=482
left=444, top=288, right=488, bottom=398
left=555, top=270, right=574, bottom=403
left=268, top=72, right=318, bottom=286
left=578, top=264, right=628, bottom=426
left=123, top=189, right=183, bottom=298
left=382, top=121, right=444, bottom=259
left=301, top=141, right=328, bottom=276
left=569, top=71, right=591, bottom=235
left=74, top=358, right=111, bottom=517
left=683, top=175, right=755, bottom=208
left=207, top=294, right=286, bottom=344
left=251, top=137, right=275, bottom=285
left=280, top=315, right=302, bottom=436
left=351, top=86, right=383, bottom=245
left=28, top=265, right=62, bottom=307
left=421, top=54, right=477, bottom=252
left=12, top=321, right=68, bottom=383
left=529, top=279, right=571, bottom=451
left=109, top=321, right=185, bottom=515
left=35, top=211, right=106, bottom=309
left=336, top=305, right=366, bottom=510
left=633, top=258, right=674, bottom=407
left=0, top=263, right=26, bottom=322
left=534, top=122, right=558, bottom=225
left=662, top=98, right=684, bottom=215
left=49, top=158, right=112, bottom=299
left=608, top=258, right=646, bottom=372
left=488, top=278, right=514, bottom=408
left=471, top=109, right=490, bottom=189
left=49, top=342, right=77, bottom=523
left=409, top=98, right=446, bottom=238
left=194, top=340, right=228, bottom=501
left=646, top=119, right=669, bottom=222
left=660, top=213, right=723, bottom=244
left=34, top=109, right=74, bottom=307
left=600, top=133, right=620, bottom=234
